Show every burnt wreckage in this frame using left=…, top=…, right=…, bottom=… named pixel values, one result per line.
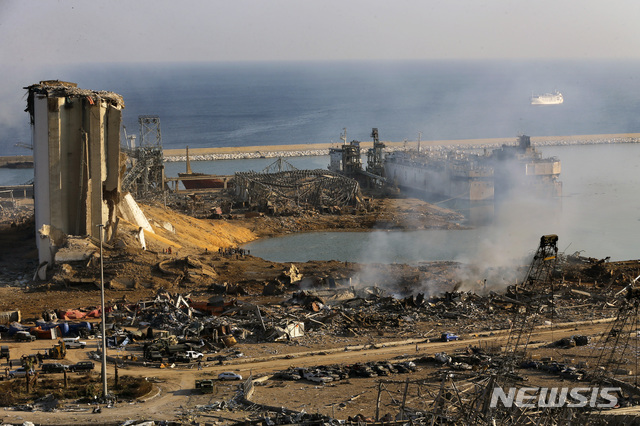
left=233, top=162, right=362, bottom=214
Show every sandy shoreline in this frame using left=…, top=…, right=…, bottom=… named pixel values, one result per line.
left=163, top=133, right=640, bottom=158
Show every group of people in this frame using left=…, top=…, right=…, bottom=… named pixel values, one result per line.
left=218, top=247, right=249, bottom=258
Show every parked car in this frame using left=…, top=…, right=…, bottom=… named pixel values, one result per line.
left=275, top=371, right=302, bottom=381
left=185, top=350, right=204, bottom=361
left=195, top=379, right=214, bottom=393
left=351, top=363, right=377, bottom=378
left=70, top=361, right=94, bottom=372
left=303, top=369, right=333, bottom=383
left=15, top=331, right=35, bottom=342
left=373, top=365, right=390, bottom=376
left=62, top=337, right=87, bottom=349
left=218, top=372, right=242, bottom=381
left=169, top=353, right=191, bottom=363
left=400, top=361, right=417, bottom=371
left=441, top=332, right=459, bottom=342
left=9, top=367, right=35, bottom=378
left=41, top=363, right=69, bottom=374
left=146, top=351, right=163, bottom=362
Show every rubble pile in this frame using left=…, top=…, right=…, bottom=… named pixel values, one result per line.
left=34, top=272, right=620, bottom=366
left=0, top=204, right=32, bottom=224
left=551, top=252, right=640, bottom=293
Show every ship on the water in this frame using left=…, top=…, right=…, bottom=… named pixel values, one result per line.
left=178, top=146, right=224, bottom=189
left=384, top=149, right=494, bottom=201
left=531, top=90, right=563, bottom=105
left=384, top=135, right=561, bottom=202
left=487, top=134, right=562, bottom=200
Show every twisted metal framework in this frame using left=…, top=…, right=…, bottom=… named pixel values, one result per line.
left=261, top=157, right=298, bottom=174
left=521, top=234, right=559, bottom=289
left=234, top=169, right=361, bottom=213
left=121, top=116, right=165, bottom=199
left=375, top=373, right=593, bottom=425
left=503, top=235, right=559, bottom=366
left=373, top=235, right=630, bottom=424
left=590, top=283, right=640, bottom=399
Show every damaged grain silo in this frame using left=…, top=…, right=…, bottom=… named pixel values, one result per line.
left=25, top=81, right=125, bottom=277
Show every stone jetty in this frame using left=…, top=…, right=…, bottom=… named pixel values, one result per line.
left=162, top=134, right=640, bottom=162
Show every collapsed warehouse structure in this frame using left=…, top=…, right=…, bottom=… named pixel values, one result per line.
left=234, top=164, right=363, bottom=214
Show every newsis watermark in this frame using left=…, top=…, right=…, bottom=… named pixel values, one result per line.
left=490, top=386, right=621, bottom=409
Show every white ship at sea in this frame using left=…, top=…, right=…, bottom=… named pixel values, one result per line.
left=531, top=90, right=563, bottom=105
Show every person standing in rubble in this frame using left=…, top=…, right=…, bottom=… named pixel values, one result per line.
left=197, top=360, right=202, bottom=370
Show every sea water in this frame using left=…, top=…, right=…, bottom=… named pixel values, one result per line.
left=4, top=60, right=640, bottom=154
left=3, top=60, right=640, bottom=261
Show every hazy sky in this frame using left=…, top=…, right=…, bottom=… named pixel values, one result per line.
left=2, top=0, right=640, bottom=66
left=1, top=0, right=640, bottom=151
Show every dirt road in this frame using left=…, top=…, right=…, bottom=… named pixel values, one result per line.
left=0, top=319, right=618, bottom=425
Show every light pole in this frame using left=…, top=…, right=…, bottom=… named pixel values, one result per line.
left=98, top=224, right=108, bottom=398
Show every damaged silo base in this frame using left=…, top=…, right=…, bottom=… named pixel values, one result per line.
left=34, top=193, right=159, bottom=281
left=118, top=193, right=154, bottom=234
left=54, top=238, right=99, bottom=263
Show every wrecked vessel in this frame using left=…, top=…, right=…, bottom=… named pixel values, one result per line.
left=179, top=146, right=224, bottom=189
left=384, top=150, right=494, bottom=201
left=384, top=135, right=561, bottom=202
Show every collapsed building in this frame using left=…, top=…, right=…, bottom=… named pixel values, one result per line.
left=24, top=81, right=163, bottom=282
left=233, top=165, right=363, bottom=214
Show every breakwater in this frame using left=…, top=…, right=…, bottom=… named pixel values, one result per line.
left=3, top=135, right=640, bottom=164
left=163, top=135, right=640, bottom=162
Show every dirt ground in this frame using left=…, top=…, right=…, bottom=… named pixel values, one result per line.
left=0, top=195, right=465, bottom=320
left=0, top=321, right=632, bottom=425
left=1, top=194, right=640, bottom=424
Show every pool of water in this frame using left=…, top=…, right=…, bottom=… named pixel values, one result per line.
left=245, top=144, right=640, bottom=263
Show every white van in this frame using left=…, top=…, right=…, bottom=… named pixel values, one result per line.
left=62, top=337, right=87, bottom=349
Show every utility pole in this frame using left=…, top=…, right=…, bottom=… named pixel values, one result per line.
left=98, top=224, right=108, bottom=398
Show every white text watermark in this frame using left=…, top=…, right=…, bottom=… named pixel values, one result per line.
left=490, top=387, right=621, bottom=409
